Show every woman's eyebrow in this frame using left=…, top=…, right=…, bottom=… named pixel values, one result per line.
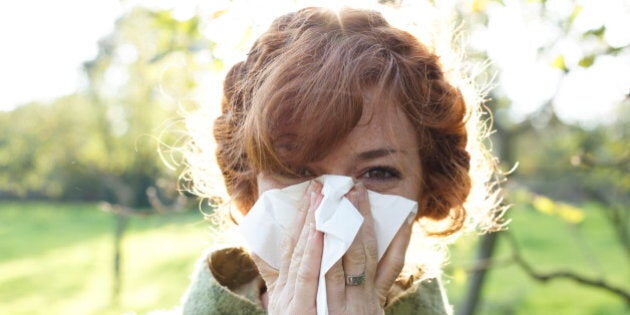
left=356, top=148, right=399, bottom=161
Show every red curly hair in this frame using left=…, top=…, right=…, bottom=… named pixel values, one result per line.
left=213, top=7, right=472, bottom=235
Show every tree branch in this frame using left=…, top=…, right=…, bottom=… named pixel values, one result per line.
left=505, top=231, right=630, bottom=305
left=146, top=186, right=188, bottom=214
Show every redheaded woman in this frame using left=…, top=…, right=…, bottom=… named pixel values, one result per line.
left=179, top=7, right=502, bottom=315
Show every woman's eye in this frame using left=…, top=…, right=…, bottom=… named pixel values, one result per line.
left=361, top=167, right=401, bottom=180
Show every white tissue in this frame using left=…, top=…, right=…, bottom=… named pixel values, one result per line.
left=239, top=175, right=417, bottom=315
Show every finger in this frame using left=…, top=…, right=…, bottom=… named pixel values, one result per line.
left=325, top=258, right=346, bottom=313
left=293, top=219, right=324, bottom=309
left=285, top=183, right=323, bottom=293
left=354, top=182, right=378, bottom=274
left=343, top=183, right=377, bottom=304
left=251, top=253, right=279, bottom=291
left=276, top=181, right=318, bottom=287
left=342, top=188, right=367, bottom=279
left=374, top=216, right=412, bottom=302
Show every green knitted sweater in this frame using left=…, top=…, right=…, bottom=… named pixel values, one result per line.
left=179, top=247, right=452, bottom=315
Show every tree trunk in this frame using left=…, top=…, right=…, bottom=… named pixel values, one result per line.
left=458, top=232, right=499, bottom=315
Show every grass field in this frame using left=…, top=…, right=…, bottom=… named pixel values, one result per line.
left=0, top=202, right=211, bottom=315
left=445, top=202, right=629, bottom=315
left=1, top=201, right=628, bottom=314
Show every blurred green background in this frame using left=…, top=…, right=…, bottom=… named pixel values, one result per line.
left=1, top=0, right=628, bottom=314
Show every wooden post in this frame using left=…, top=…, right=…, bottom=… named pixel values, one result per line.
left=112, top=212, right=128, bottom=304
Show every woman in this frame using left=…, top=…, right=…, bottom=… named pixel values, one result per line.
left=179, top=6, right=502, bottom=315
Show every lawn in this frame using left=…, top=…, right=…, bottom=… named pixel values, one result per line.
left=445, top=202, right=629, bottom=315
left=0, top=201, right=627, bottom=314
left=0, top=202, right=211, bottom=315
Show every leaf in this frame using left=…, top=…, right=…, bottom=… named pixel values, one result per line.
left=568, top=5, right=583, bottom=24
left=533, top=196, right=555, bottom=215
left=532, top=194, right=585, bottom=224
left=211, top=9, right=228, bottom=19
left=583, top=26, right=606, bottom=39
left=557, top=203, right=585, bottom=224
left=472, top=0, right=489, bottom=12
left=453, top=267, right=468, bottom=284
left=210, top=58, right=224, bottom=72
left=578, top=55, right=595, bottom=68
left=236, top=26, right=254, bottom=50
left=152, top=10, right=176, bottom=28
left=606, top=45, right=625, bottom=56
left=551, top=55, right=569, bottom=73
left=149, top=50, right=171, bottom=64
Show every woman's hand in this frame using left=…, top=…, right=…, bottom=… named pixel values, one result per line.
left=325, top=182, right=413, bottom=314
left=252, top=181, right=413, bottom=314
left=252, top=181, right=325, bottom=314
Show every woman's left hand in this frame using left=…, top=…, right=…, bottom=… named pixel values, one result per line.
left=325, top=182, right=413, bottom=314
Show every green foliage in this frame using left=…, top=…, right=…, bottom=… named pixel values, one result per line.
left=0, top=95, right=105, bottom=199
left=1, top=7, right=216, bottom=207
left=578, top=55, right=595, bottom=68
left=530, top=194, right=585, bottom=224
left=510, top=112, right=629, bottom=207
left=583, top=26, right=606, bottom=39
left=568, top=5, right=583, bottom=24
left=551, top=55, right=569, bottom=73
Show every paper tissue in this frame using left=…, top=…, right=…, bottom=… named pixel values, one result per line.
left=239, top=175, right=417, bottom=314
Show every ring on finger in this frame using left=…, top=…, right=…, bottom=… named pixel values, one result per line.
left=345, top=272, right=366, bottom=286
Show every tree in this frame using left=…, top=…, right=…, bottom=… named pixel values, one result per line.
left=453, top=0, right=629, bottom=313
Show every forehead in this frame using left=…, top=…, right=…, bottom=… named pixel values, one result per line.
left=324, top=100, right=419, bottom=159
left=274, top=95, right=418, bottom=152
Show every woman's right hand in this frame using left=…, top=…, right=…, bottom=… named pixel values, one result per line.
left=252, top=181, right=324, bottom=314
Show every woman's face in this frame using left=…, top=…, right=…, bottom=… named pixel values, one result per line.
left=257, top=100, right=422, bottom=201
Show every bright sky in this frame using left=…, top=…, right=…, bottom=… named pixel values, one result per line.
left=479, top=0, right=630, bottom=124
left=1, top=0, right=628, bottom=124
left=0, top=0, right=122, bottom=109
